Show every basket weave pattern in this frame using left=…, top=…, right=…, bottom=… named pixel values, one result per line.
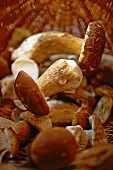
left=0, top=0, right=113, bottom=55
left=0, top=1, right=113, bottom=169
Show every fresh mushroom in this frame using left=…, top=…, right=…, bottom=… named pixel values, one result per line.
left=30, top=127, right=77, bottom=170
left=11, top=31, right=83, bottom=63
left=37, top=59, right=83, bottom=96
left=65, top=125, right=88, bottom=152
left=0, top=117, right=31, bottom=145
left=78, top=21, right=105, bottom=75
left=72, top=99, right=92, bottom=128
left=93, top=95, right=113, bottom=124
left=20, top=111, right=52, bottom=131
left=14, top=70, right=49, bottom=116
left=89, top=114, right=108, bottom=146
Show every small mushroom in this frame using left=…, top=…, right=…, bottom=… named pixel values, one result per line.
left=65, top=125, right=88, bottom=152
left=89, top=114, right=108, bottom=146
left=72, top=99, right=92, bottom=128
left=14, top=70, right=49, bottom=116
left=0, top=117, right=31, bottom=146
left=93, top=95, right=113, bottom=124
left=20, top=111, right=52, bottom=131
left=37, top=59, right=83, bottom=96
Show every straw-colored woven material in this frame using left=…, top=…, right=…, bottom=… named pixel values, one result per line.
left=0, top=0, right=113, bottom=56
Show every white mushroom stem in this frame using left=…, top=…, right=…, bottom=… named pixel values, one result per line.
left=65, top=125, right=88, bottom=151
left=93, top=95, right=113, bottom=124
left=36, top=59, right=83, bottom=96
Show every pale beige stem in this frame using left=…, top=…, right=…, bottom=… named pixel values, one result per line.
left=37, top=59, right=83, bottom=96
left=11, top=32, right=83, bottom=63
left=20, top=111, right=52, bottom=131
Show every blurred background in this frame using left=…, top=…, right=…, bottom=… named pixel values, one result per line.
left=0, top=0, right=113, bottom=56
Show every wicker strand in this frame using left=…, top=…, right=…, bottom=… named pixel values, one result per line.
left=0, top=0, right=113, bottom=55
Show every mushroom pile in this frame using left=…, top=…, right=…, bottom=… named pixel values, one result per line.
left=0, top=21, right=113, bottom=170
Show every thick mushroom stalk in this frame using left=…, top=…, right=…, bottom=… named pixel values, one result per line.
left=11, top=31, right=83, bottom=63
left=78, top=21, right=105, bottom=75
left=93, top=95, right=112, bottom=124
left=37, top=59, right=83, bottom=97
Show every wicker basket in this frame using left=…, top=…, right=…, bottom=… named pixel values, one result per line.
left=0, top=1, right=113, bottom=170
left=0, top=0, right=113, bottom=56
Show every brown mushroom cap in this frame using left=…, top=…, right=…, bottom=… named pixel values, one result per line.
left=30, top=127, right=77, bottom=170
left=14, top=70, right=49, bottom=116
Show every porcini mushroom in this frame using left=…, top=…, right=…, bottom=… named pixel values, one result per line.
left=37, top=59, right=83, bottom=96
left=14, top=70, right=49, bottom=116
